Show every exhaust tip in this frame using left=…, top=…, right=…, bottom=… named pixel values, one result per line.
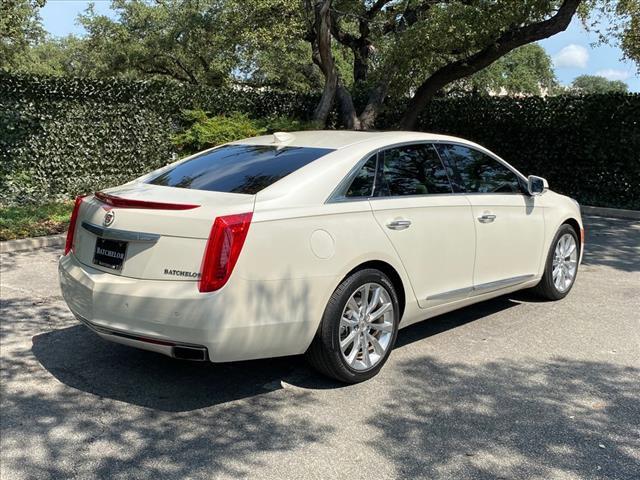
left=173, top=345, right=208, bottom=361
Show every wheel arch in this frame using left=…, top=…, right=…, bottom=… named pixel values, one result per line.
left=563, top=217, right=582, bottom=246
left=342, top=260, right=407, bottom=319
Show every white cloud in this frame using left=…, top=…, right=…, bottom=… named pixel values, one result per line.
left=595, top=69, right=630, bottom=81
left=553, top=44, right=589, bottom=69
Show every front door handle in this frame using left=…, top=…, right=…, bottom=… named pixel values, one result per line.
left=387, top=219, right=412, bottom=230
left=478, top=213, right=497, bottom=223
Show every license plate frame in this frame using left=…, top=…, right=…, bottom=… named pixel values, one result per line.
left=93, top=237, right=128, bottom=270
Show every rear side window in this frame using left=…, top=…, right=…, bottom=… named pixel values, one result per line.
left=376, top=144, right=453, bottom=197
left=435, top=144, right=523, bottom=194
left=345, top=154, right=377, bottom=198
left=147, top=145, right=334, bottom=194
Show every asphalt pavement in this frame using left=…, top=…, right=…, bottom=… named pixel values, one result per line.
left=1, top=215, right=639, bottom=479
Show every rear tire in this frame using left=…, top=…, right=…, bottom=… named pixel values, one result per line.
left=533, top=224, right=580, bottom=300
left=306, top=268, right=400, bottom=383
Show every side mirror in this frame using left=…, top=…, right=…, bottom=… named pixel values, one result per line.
left=527, top=175, right=548, bottom=196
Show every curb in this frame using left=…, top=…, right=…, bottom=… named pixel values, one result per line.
left=0, top=234, right=66, bottom=254
left=581, top=206, right=640, bottom=220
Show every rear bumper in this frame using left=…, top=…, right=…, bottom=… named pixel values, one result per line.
left=58, top=253, right=336, bottom=362
left=77, top=314, right=209, bottom=361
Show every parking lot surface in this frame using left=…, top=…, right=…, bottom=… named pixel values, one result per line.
left=1, top=215, right=639, bottom=479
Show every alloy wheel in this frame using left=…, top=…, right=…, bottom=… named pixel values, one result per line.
left=552, top=233, right=578, bottom=293
left=339, top=283, right=395, bottom=371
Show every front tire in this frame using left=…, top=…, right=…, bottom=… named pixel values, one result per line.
left=533, top=224, right=580, bottom=300
left=306, top=268, right=400, bottom=383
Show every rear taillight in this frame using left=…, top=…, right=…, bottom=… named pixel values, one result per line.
left=65, top=195, right=87, bottom=255
left=199, top=212, right=253, bottom=292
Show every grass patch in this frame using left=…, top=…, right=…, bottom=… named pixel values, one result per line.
left=0, top=202, right=74, bottom=241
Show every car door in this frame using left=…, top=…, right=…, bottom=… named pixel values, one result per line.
left=368, top=143, right=476, bottom=308
left=435, top=143, right=545, bottom=292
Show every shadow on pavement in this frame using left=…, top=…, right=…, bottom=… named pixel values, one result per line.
left=582, top=216, right=640, bottom=272
left=28, top=292, right=520, bottom=412
left=4, top=304, right=333, bottom=479
left=22, top=299, right=640, bottom=479
left=31, top=323, right=342, bottom=412
left=396, top=294, right=521, bottom=348
left=367, top=356, right=640, bottom=479
left=3, top=288, right=637, bottom=478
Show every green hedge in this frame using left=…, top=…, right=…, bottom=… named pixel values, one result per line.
left=1, top=72, right=639, bottom=209
left=0, top=72, right=317, bottom=204
left=410, top=95, right=640, bottom=210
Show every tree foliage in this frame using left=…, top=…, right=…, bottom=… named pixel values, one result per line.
left=172, top=111, right=265, bottom=153
left=2, top=0, right=639, bottom=128
left=582, top=0, right=640, bottom=71
left=70, top=0, right=309, bottom=87
left=571, top=74, right=629, bottom=93
left=0, top=0, right=45, bottom=67
left=459, top=44, right=558, bottom=95
left=76, top=0, right=240, bottom=85
left=304, top=0, right=591, bottom=129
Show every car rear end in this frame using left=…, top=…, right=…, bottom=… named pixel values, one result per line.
left=58, top=141, right=336, bottom=362
left=59, top=184, right=256, bottom=361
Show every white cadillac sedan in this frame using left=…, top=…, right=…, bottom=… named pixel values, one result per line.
left=59, top=131, right=583, bottom=382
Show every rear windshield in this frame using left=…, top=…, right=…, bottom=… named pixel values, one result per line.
left=147, top=144, right=334, bottom=194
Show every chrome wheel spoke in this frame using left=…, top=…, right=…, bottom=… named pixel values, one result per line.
left=366, top=287, right=381, bottom=314
left=369, top=302, right=391, bottom=321
left=346, top=335, right=361, bottom=365
left=361, top=340, right=372, bottom=368
left=369, top=320, right=393, bottom=333
left=361, top=284, right=370, bottom=311
left=340, top=315, right=358, bottom=328
left=565, top=243, right=576, bottom=257
left=347, top=297, right=360, bottom=315
left=340, top=330, right=357, bottom=349
left=367, top=332, right=385, bottom=356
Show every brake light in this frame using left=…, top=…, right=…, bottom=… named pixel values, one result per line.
left=95, top=192, right=199, bottom=210
left=65, top=195, right=87, bottom=255
left=199, top=213, right=253, bottom=292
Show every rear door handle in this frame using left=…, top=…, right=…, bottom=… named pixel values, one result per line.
left=478, top=214, right=497, bottom=223
left=386, top=219, right=412, bottom=230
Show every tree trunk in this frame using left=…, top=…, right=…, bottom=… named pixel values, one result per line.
left=314, top=72, right=338, bottom=123
left=336, top=83, right=361, bottom=129
left=353, top=46, right=369, bottom=83
left=311, top=0, right=337, bottom=125
left=398, top=74, right=449, bottom=130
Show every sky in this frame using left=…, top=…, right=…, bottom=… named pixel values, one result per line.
left=40, top=0, right=640, bottom=92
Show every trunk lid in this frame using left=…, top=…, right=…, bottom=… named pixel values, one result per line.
left=73, top=183, right=255, bottom=281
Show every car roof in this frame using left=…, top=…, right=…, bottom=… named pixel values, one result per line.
left=230, top=130, right=471, bottom=150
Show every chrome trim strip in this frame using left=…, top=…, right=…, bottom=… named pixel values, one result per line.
left=426, top=286, right=474, bottom=302
left=426, top=274, right=535, bottom=302
left=325, top=139, right=529, bottom=204
left=82, top=221, right=161, bottom=242
left=472, top=274, right=535, bottom=295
